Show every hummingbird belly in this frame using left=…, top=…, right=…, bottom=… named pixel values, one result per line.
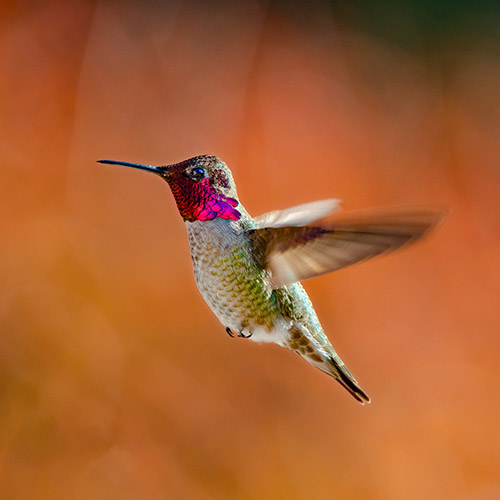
left=185, top=220, right=335, bottom=355
left=186, top=218, right=283, bottom=338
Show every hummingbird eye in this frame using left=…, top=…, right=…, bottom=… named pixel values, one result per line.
left=187, top=167, right=206, bottom=180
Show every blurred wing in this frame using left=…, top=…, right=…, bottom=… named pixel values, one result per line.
left=250, top=207, right=446, bottom=289
left=253, top=199, right=341, bottom=228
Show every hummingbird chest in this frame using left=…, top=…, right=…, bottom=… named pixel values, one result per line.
left=185, top=219, right=278, bottom=332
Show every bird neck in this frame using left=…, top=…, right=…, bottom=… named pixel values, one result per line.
left=168, top=177, right=241, bottom=222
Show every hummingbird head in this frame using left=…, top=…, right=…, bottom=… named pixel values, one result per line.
left=98, top=155, right=241, bottom=222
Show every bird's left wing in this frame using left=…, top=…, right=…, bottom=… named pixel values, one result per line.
left=250, top=207, right=446, bottom=289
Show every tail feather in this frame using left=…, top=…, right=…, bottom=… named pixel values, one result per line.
left=334, top=364, right=371, bottom=404
left=306, top=350, right=371, bottom=404
left=286, top=324, right=370, bottom=404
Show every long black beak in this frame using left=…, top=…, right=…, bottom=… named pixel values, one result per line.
left=97, top=159, right=164, bottom=175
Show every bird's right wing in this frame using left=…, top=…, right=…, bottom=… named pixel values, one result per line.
left=253, top=199, right=341, bottom=228
left=250, top=206, right=446, bottom=289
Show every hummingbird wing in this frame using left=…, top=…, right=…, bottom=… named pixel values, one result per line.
left=253, top=199, right=341, bottom=228
left=250, top=207, right=446, bottom=289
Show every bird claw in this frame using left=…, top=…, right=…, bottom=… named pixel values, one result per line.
left=226, top=327, right=252, bottom=339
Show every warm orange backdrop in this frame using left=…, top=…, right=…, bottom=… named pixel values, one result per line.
left=1, top=1, right=499, bottom=499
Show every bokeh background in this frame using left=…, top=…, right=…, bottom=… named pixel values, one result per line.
left=1, top=1, right=500, bottom=499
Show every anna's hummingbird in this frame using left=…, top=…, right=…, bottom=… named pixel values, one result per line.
left=99, top=155, right=444, bottom=404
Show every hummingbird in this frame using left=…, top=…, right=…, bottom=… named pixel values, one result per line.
left=98, top=155, right=444, bottom=404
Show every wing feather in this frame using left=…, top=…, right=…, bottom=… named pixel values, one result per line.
left=250, top=206, right=446, bottom=288
left=253, top=199, right=341, bottom=228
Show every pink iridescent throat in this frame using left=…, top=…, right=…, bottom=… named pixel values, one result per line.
left=169, top=177, right=241, bottom=222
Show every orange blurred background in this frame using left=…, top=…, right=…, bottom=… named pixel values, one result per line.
left=1, top=1, right=499, bottom=499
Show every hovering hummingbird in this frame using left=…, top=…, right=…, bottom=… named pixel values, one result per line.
left=99, top=155, right=444, bottom=403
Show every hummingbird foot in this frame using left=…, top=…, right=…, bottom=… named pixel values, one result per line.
left=238, top=330, right=253, bottom=339
left=225, top=327, right=235, bottom=337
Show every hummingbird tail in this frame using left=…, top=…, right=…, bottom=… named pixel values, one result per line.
left=319, top=351, right=370, bottom=404
left=332, top=361, right=371, bottom=404
left=287, top=323, right=371, bottom=404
